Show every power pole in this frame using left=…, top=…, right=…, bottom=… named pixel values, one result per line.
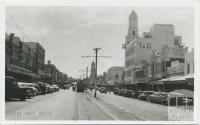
left=93, top=48, right=100, bottom=97
left=81, top=48, right=111, bottom=98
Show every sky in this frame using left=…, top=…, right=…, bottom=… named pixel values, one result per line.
left=6, top=6, right=194, bottom=78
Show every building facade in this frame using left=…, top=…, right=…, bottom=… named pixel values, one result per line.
left=5, top=33, right=40, bottom=82
left=24, top=42, right=45, bottom=76
left=124, top=10, right=188, bottom=85
left=107, top=66, right=124, bottom=85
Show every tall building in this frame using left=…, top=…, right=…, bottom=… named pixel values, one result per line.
left=90, top=61, right=96, bottom=84
left=125, top=10, right=139, bottom=45
left=124, top=10, right=152, bottom=83
left=124, top=10, right=188, bottom=84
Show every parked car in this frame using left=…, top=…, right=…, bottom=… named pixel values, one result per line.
left=17, top=82, right=35, bottom=98
left=33, top=83, right=42, bottom=95
left=132, top=91, right=142, bottom=98
left=50, top=85, right=55, bottom=92
left=99, top=87, right=107, bottom=94
left=117, top=89, right=124, bottom=96
left=148, top=92, right=168, bottom=104
left=123, top=90, right=134, bottom=98
left=5, top=76, right=31, bottom=101
left=36, top=82, right=46, bottom=95
left=138, top=91, right=155, bottom=101
left=52, top=84, right=60, bottom=92
left=45, top=84, right=52, bottom=94
left=63, top=84, right=71, bottom=90
left=113, top=88, right=119, bottom=95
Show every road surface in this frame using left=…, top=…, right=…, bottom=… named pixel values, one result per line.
left=5, top=89, right=175, bottom=120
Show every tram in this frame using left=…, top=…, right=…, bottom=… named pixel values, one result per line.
left=76, top=80, right=86, bottom=92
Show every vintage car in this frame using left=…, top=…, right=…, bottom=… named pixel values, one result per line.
left=36, top=82, right=46, bottom=95
left=132, top=91, right=142, bottom=99
left=52, top=84, right=60, bottom=92
left=99, top=87, right=107, bottom=94
left=138, top=91, right=155, bottom=101
left=5, top=76, right=33, bottom=101
left=123, top=90, right=134, bottom=98
left=45, top=84, right=53, bottom=94
left=148, top=92, right=168, bottom=104
left=113, top=88, right=119, bottom=95
left=17, top=82, right=35, bottom=98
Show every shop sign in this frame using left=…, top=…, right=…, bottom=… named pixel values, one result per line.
left=138, top=42, right=152, bottom=49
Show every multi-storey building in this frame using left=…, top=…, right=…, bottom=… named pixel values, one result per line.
left=124, top=10, right=188, bottom=86
left=24, top=42, right=45, bottom=76
left=124, top=10, right=153, bottom=84
left=107, top=66, right=124, bottom=85
left=5, top=33, right=40, bottom=82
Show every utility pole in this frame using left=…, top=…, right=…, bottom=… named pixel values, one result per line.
left=93, top=48, right=101, bottom=97
left=81, top=48, right=111, bottom=98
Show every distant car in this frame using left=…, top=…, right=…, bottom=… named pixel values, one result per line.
left=123, top=90, right=134, bottom=98
left=138, top=91, right=155, bottom=101
left=99, top=87, right=107, bottom=94
left=113, top=88, right=119, bottom=95
left=64, top=85, right=71, bottom=90
left=36, top=82, right=46, bottom=95
left=132, top=91, right=142, bottom=98
left=5, top=76, right=29, bottom=101
left=52, top=84, right=60, bottom=92
left=45, top=84, right=52, bottom=94
left=33, top=83, right=42, bottom=95
left=148, top=92, right=168, bottom=104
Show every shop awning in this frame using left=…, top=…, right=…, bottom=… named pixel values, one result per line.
left=168, top=89, right=193, bottom=98
left=150, top=74, right=194, bottom=85
left=7, top=64, right=40, bottom=78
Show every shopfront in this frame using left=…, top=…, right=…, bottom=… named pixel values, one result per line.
left=6, top=64, right=40, bottom=83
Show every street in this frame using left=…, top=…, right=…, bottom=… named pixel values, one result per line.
left=6, top=89, right=169, bottom=120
